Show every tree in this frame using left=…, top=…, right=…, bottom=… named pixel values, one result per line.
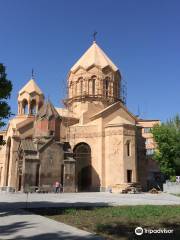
left=152, top=115, right=180, bottom=180
left=0, top=63, right=12, bottom=144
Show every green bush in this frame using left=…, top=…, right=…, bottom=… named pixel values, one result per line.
left=170, top=176, right=176, bottom=182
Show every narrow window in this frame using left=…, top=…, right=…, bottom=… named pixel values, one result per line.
left=80, top=80, right=83, bottom=96
left=127, top=170, right=132, bottom=183
left=35, top=164, right=40, bottom=187
left=77, top=77, right=83, bottom=96
left=103, top=78, right=109, bottom=97
left=92, top=78, right=95, bottom=95
left=18, top=175, right=22, bottom=191
left=127, top=141, right=131, bottom=156
left=69, top=82, right=73, bottom=98
left=61, top=164, right=64, bottom=186
left=74, top=82, right=77, bottom=96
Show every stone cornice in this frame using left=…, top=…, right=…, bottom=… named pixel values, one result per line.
left=68, top=127, right=135, bottom=139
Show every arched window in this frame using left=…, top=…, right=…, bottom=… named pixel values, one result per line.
left=74, top=82, right=77, bottom=96
left=22, top=99, right=28, bottom=115
left=89, top=76, right=96, bottom=96
left=92, top=76, right=96, bottom=95
left=30, top=99, right=36, bottom=115
left=103, top=78, right=109, bottom=97
left=77, top=77, right=83, bottom=96
left=69, top=82, right=73, bottom=98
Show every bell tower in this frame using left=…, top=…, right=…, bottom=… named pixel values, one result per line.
left=18, top=75, right=44, bottom=116
left=64, top=41, right=122, bottom=117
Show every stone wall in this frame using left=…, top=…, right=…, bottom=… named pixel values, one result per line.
left=39, top=141, right=64, bottom=187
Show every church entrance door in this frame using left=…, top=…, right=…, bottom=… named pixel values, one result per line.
left=74, top=143, right=91, bottom=192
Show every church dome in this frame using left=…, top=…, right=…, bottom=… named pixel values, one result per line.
left=65, top=41, right=122, bottom=111
left=70, top=41, right=118, bottom=72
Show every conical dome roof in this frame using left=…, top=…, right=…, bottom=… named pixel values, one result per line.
left=19, top=79, right=43, bottom=95
left=70, top=41, right=118, bottom=72
left=36, top=100, right=60, bottom=120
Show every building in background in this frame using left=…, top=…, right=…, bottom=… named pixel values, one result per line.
left=138, top=120, right=162, bottom=188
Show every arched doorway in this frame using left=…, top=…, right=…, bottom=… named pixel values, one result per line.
left=74, top=143, right=92, bottom=191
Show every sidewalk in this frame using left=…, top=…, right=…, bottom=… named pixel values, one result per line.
left=0, top=209, right=103, bottom=240
left=0, top=192, right=180, bottom=239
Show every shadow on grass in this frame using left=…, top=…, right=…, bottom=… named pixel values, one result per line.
left=29, top=205, right=109, bottom=216
left=0, top=202, right=107, bottom=240
left=1, top=201, right=180, bottom=240
left=96, top=222, right=180, bottom=240
left=28, top=206, right=180, bottom=240
left=0, top=200, right=110, bottom=210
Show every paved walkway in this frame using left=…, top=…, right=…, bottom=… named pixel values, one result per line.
left=0, top=209, right=102, bottom=240
left=0, top=192, right=180, bottom=239
left=0, top=192, right=180, bottom=209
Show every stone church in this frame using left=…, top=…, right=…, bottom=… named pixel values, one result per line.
left=0, top=41, right=160, bottom=192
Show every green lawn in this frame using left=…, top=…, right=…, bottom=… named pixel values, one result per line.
left=30, top=205, right=180, bottom=240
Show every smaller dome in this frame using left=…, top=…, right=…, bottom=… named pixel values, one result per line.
left=19, top=79, right=43, bottom=95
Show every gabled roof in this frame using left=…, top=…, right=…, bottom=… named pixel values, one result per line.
left=19, top=79, right=43, bottom=95
left=71, top=41, right=118, bottom=72
left=21, top=139, right=36, bottom=152
left=90, top=101, right=137, bottom=121
left=16, top=118, right=34, bottom=130
left=19, top=139, right=39, bottom=160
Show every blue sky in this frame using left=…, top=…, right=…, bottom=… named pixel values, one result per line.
left=0, top=0, right=180, bottom=122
